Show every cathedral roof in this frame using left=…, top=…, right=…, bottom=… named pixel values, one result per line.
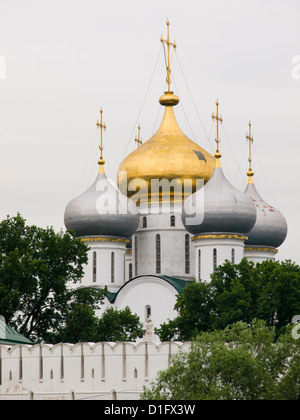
left=118, top=94, right=215, bottom=204
left=243, top=122, right=288, bottom=249
left=64, top=169, right=139, bottom=239
left=244, top=180, right=288, bottom=248
left=182, top=165, right=257, bottom=236
left=94, top=275, right=193, bottom=303
left=64, top=108, right=139, bottom=239
left=182, top=101, right=257, bottom=237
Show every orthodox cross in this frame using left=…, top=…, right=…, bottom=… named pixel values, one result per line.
left=246, top=121, right=254, bottom=179
left=160, top=19, right=176, bottom=91
left=135, top=124, right=142, bottom=148
left=212, top=100, right=223, bottom=160
left=96, top=108, right=106, bottom=168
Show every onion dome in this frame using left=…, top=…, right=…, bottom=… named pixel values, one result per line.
left=118, top=94, right=215, bottom=204
left=117, top=21, right=215, bottom=204
left=64, top=109, right=139, bottom=238
left=244, top=180, right=287, bottom=248
left=182, top=101, right=257, bottom=236
left=243, top=121, right=287, bottom=248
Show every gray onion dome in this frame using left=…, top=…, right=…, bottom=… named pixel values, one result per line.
left=64, top=171, right=139, bottom=238
left=244, top=181, right=287, bottom=248
left=182, top=166, right=257, bottom=236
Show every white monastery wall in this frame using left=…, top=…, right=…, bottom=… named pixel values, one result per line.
left=0, top=341, right=191, bottom=400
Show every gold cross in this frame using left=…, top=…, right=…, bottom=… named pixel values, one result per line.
left=96, top=108, right=106, bottom=169
left=246, top=121, right=254, bottom=179
left=135, top=124, right=142, bottom=148
left=160, top=19, right=176, bottom=92
left=212, top=100, right=223, bottom=160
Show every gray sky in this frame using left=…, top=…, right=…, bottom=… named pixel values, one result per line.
left=0, top=0, right=299, bottom=264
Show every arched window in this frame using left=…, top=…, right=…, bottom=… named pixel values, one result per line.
left=143, top=216, right=147, bottom=228
left=93, top=251, right=97, bottom=283
left=129, top=263, right=133, bottom=280
left=213, top=249, right=217, bottom=272
left=111, top=252, right=115, bottom=283
left=198, top=249, right=201, bottom=280
left=170, top=215, right=175, bottom=227
left=185, top=234, right=190, bottom=274
left=156, top=234, right=161, bottom=274
left=231, top=248, right=235, bottom=265
left=145, top=305, right=151, bottom=319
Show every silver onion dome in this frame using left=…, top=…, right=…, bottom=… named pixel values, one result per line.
left=182, top=166, right=257, bottom=236
left=64, top=170, right=139, bottom=238
left=244, top=181, right=287, bottom=248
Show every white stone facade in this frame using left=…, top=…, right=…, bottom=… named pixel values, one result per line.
left=244, top=246, right=277, bottom=265
left=0, top=341, right=190, bottom=400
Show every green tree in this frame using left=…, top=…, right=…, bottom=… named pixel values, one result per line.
left=96, top=306, right=144, bottom=342
left=155, top=281, right=213, bottom=341
left=155, top=259, right=300, bottom=341
left=0, top=214, right=88, bottom=342
left=210, top=258, right=259, bottom=329
left=255, top=260, right=300, bottom=333
left=53, top=288, right=107, bottom=343
left=141, top=320, right=300, bottom=400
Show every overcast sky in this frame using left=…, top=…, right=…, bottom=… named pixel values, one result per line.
left=0, top=0, right=299, bottom=264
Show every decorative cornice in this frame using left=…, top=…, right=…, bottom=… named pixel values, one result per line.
left=244, top=246, right=278, bottom=254
left=192, top=234, right=248, bottom=241
left=81, top=237, right=130, bottom=244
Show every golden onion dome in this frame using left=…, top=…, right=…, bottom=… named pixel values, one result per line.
left=118, top=91, right=216, bottom=204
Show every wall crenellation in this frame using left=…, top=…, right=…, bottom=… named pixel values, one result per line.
left=0, top=341, right=191, bottom=400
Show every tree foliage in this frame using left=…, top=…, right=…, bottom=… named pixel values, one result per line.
left=0, top=214, right=89, bottom=342
left=96, top=306, right=145, bottom=342
left=0, top=214, right=145, bottom=343
left=142, top=320, right=300, bottom=400
left=155, top=258, right=300, bottom=341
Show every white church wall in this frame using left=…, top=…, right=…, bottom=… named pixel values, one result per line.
left=193, top=236, right=246, bottom=282
left=0, top=341, right=191, bottom=400
left=244, top=247, right=277, bottom=264
left=133, top=212, right=195, bottom=279
left=114, top=276, right=179, bottom=330
left=81, top=239, right=127, bottom=289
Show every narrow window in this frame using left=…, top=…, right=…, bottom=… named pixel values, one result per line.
left=170, top=215, right=175, bottom=227
left=111, top=252, right=115, bottom=283
left=185, top=234, right=190, bottom=274
left=213, top=249, right=217, bottom=272
left=231, top=248, right=235, bottom=265
left=143, top=216, right=147, bottom=228
left=198, top=249, right=201, bottom=280
left=145, top=305, right=151, bottom=319
left=134, top=236, right=138, bottom=276
left=156, top=234, right=161, bottom=274
left=93, top=251, right=97, bottom=283
left=129, top=263, right=133, bottom=280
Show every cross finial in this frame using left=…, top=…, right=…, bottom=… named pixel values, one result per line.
left=96, top=108, right=106, bottom=172
left=135, top=124, right=142, bottom=148
left=160, top=19, right=176, bottom=92
left=212, top=100, right=223, bottom=163
left=246, top=121, right=254, bottom=182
